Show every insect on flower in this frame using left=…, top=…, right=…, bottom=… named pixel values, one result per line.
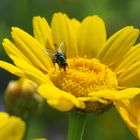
left=46, top=41, right=68, bottom=71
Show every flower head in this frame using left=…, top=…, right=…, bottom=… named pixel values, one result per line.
left=0, top=112, right=25, bottom=140
left=0, top=112, right=47, bottom=140
left=4, top=78, right=43, bottom=118
left=1, top=13, right=140, bottom=112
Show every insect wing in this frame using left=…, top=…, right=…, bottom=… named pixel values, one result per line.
left=44, top=48, right=56, bottom=60
left=58, top=41, right=66, bottom=56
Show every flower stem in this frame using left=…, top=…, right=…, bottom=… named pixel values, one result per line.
left=23, top=116, right=30, bottom=140
left=67, top=111, right=87, bottom=140
left=23, top=114, right=46, bottom=140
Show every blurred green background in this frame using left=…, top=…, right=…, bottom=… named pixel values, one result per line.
left=0, top=0, right=139, bottom=139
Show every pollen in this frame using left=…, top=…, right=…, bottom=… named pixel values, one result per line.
left=49, top=57, right=118, bottom=98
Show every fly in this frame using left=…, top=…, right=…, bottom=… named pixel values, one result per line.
left=46, top=41, right=68, bottom=71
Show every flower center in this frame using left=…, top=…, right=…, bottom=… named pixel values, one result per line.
left=49, top=57, right=118, bottom=98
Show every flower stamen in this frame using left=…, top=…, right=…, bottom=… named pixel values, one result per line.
left=49, top=57, right=118, bottom=98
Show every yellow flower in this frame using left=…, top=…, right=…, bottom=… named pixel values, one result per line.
left=0, top=112, right=25, bottom=140
left=1, top=12, right=140, bottom=112
left=115, top=97, right=140, bottom=139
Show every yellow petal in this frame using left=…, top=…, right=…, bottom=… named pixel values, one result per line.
left=115, top=96, right=140, bottom=139
left=0, top=112, right=9, bottom=122
left=38, top=83, right=85, bottom=111
left=0, top=113, right=26, bottom=140
left=78, top=96, right=108, bottom=104
left=9, top=56, right=51, bottom=85
left=115, top=44, right=140, bottom=74
left=118, top=61, right=140, bottom=87
left=33, top=16, right=55, bottom=50
left=47, top=99, right=74, bottom=111
left=114, top=100, right=137, bottom=137
left=0, top=61, right=26, bottom=78
left=3, top=38, right=46, bottom=73
left=51, top=12, right=77, bottom=58
left=89, top=88, right=140, bottom=101
left=77, top=15, right=106, bottom=58
left=12, top=27, right=53, bottom=71
left=97, top=26, right=139, bottom=69
left=71, top=18, right=80, bottom=34
left=2, top=39, right=31, bottom=64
